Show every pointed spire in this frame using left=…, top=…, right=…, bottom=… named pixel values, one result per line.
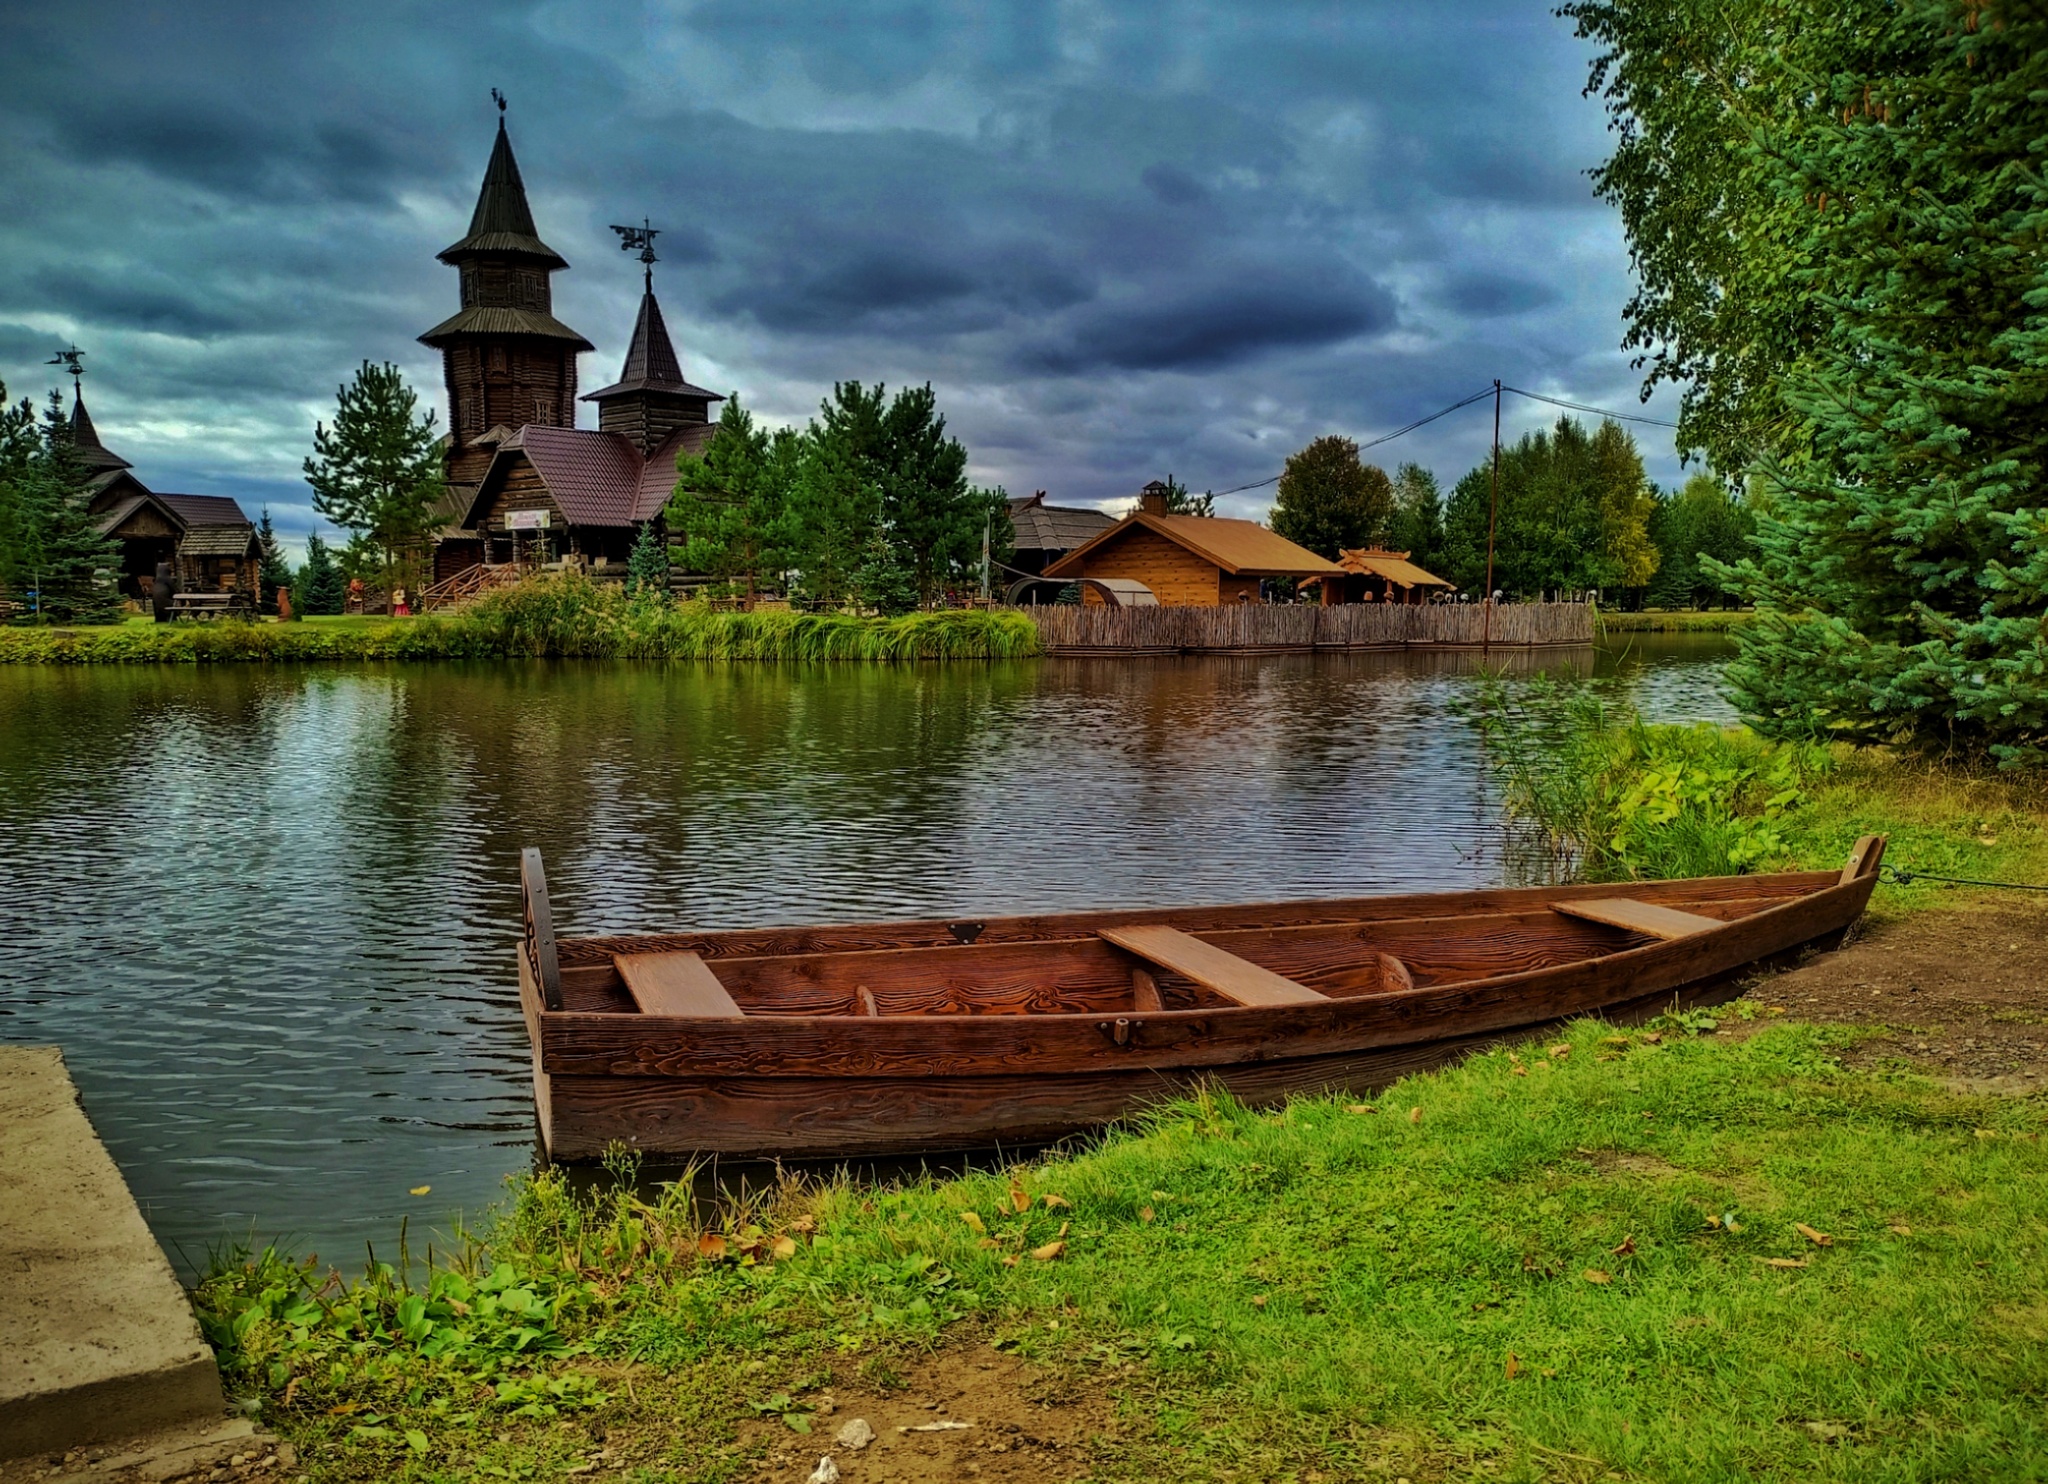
left=69, top=388, right=130, bottom=473
left=618, top=287, right=685, bottom=391
left=437, top=114, right=568, bottom=268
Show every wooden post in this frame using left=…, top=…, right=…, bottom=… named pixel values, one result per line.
left=1483, top=379, right=1501, bottom=651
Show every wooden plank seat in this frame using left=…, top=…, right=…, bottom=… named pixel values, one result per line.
left=1099, top=924, right=1329, bottom=1007
left=613, top=951, right=746, bottom=1018
left=1550, top=898, right=1726, bottom=941
left=169, top=591, right=247, bottom=620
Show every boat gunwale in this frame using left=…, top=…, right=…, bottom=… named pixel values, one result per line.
left=527, top=873, right=1874, bottom=1079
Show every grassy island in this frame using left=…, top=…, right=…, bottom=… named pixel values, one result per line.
left=0, top=580, right=1043, bottom=664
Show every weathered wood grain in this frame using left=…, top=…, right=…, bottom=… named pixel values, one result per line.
left=1100, top=924, right=1329, bottom=1006
left=614, top=952, right=745, bottom=1018
left=1552, top=898, right=1725, bottom=940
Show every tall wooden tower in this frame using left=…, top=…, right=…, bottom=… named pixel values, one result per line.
left=419, top=104, right=593, bottom=496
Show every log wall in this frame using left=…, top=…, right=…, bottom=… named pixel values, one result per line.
left=1023, top=601, right=1593, bottom=655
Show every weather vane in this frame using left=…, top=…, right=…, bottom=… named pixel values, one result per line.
left=609, top=218, right=661, bottom=290
left=47, top=346, right=85, bottom=392
left=491, top=87, right=506, bottom=114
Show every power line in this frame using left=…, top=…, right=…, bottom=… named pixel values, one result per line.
left=1500, top=385, right=1680, bottom=428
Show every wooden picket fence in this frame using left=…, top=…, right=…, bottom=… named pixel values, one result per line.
left=1022, top=601, right=1593, bottom=656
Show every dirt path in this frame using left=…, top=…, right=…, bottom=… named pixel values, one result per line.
left=1743, top=901, right=2048, bottom=1092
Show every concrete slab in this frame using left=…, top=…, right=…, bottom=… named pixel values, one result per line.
left=1, top=1047, right=225, bottom=1460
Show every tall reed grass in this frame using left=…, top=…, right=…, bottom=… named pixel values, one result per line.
left=0, top=576, right=1044, bottom=664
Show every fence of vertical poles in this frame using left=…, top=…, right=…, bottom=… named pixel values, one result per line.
left=1019, top=601, right=1594, bottom=656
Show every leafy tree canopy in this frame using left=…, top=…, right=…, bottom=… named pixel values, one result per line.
left=1566, top=0, right=2048, bottom=760
left=303, top=362, right=444, bottom=585
left=1389, top=463, right=1446, bottom=573
left=1648, top=474, right=1755, bottom=610
left=1270, top=436, right=1394, bottom=559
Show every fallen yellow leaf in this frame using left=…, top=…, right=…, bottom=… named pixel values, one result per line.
left=1511, top=1066, right=1529, bottom=1077
left=1795, top=1223, right=1833, bottom=1247
left=1043, top=1194, right=1071, bottom=1209
left=409, top=1185, right=431, bottom=1196
left=770, top=1235, right=797, bottom=1260
left=1030, top=1240, right=1066, bottom=1262
left=1344, top=1104, right=1377, bottom=1114
left=1409, top=1106, right=1423, bottom=1124
left=697, top=1232, right=728, bottom=1261
left=1583, top=1269, right=1612, bottom=1284
left=1139, top=1205, right=1155, bottom=1224
left=1505, top=1352, right=1522, bottom=1379
left=1889, top=1223, right=1912, bottom=1235
left=1550, top=1044, right=1572, bottom=1060
left=1251, top=1294, right=1267, bottom=1308
left=977, top=1238, right=1001, bottom=1250
left=1611, top=1236, right=1636, bottom=1257
left=1010, top=1184, right=1031, bottom=1214
left=960, top=1210, right=987, bottom=1234
left=1001, top=1255, right=1019, bottom=1268
left=1762, top=1257, right=1809, bottom=1269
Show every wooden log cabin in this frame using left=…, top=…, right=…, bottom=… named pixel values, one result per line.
left=1302, top=549, right=1456, bottom=606
left=1042, top=481, right=1345, bottom=605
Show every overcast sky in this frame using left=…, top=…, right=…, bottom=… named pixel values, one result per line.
left=0, top=0, right=1681, bottom=550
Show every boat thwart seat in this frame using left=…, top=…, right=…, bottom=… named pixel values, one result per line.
left=614, top=951, right=747, bottom=1017
left=1550, top=898, right=1726, bottom=940
left=1100, top=924, right=1329, bottom=1007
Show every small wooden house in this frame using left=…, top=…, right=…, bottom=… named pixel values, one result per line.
left=1005, top=491, right=1117, bottom=577
left=1042, top=482, right=1343, bottom=605
left=1305, top=549, right=1456, bottom=606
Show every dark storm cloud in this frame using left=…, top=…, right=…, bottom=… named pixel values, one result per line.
left=0, top=0, right=1683, bottom=550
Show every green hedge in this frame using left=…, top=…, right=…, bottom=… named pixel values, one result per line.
left=0, top=578, right=1044, bottom=664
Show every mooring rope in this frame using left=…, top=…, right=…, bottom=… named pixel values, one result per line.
left=1880, top=864, right=2048, bottom=893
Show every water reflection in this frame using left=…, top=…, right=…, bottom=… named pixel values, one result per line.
left=0, top=637, right=1731, bottom=1270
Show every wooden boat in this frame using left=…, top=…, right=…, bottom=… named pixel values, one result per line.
left=517, top=837, right=1886, bottom=1161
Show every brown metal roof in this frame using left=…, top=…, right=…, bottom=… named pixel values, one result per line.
left=158, top=493, right=251, bottom=527
left=1007, top=493, right=1116, bottom=553
left=1044, top=512, right=1345, bottom=579
left=1337, top=548, right=1453, bottom=588
left=437, top=120, right=569, bottom=269
left=418, top=305, right=595, bottom=349
left=634, top=424, right=715, bottom=520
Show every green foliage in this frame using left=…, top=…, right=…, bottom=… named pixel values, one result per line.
left=1471, top=674, right=1829, bottom=880
left=256, top=508, right=293, bottom=615
left=625, top=520, right=670, bottom=599
left=295, top=534, right=346, bottom=617
left=303, top=362, right=444, bottom=590
left=1162, top=476, right=1216, bottom=518
left=0, top=575, right=1043, bottom=663
left=0, top=390, right=122, bottom=623
left=1387, top=462, right=1445, bottom=571
left=194, top=1025, right=2048, bottom=1482
left=1647, top=474, right=1755, bottom=609
left=1270, top=436, right=1394, bottom=559
left=667, top=398, right=794, bottom=601
left=1566, top=0, right=2048, bottom=762
left=1443, top=417, right=1659, bottom=598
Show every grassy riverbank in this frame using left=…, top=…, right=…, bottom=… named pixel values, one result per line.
left=197, top=1024, right=2048, bottom=1482
left=0, top=581, right=1042, bottom=663
left=1599, top=609, right=1751, bottom=632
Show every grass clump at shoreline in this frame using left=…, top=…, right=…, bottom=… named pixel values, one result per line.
left=196, top=1023, right=2048, bottom=1481
left=1473, top=675, right=2048, bottom=910
left=0, top=577, right=1044, bottom=664
left=1600, top=608, right=1752, bottom=633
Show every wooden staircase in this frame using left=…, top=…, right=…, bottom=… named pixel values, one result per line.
left=417, top=563, right=521, bottom=613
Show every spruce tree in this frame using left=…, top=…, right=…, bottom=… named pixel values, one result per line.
left=256, top=508, right=293, bottom=614
left=1388, top=463, right=1445, bottom=571
left=303, top=362, right=445, bottom=591
left=667, top=397, right=794, bottom=604
left=626, top=520, right=671, bottom=599
left=11, top=392, right=122, bottom=623
left=296, top=533, right=346, bottom=615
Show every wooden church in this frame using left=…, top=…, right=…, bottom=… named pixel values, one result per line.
left=427, top=108, right=724, bottom=579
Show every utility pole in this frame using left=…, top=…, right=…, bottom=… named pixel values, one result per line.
left=1482, top=378, right=1501, bottom=651
left=979, top=508, right=992, bottom=605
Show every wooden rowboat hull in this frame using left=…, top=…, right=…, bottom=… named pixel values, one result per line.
left=517, top=841, right=1884, bottom=1161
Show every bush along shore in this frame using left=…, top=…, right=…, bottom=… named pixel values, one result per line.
left=0, top=578, right=1044, bottom=664
left=198, top=1030, right=2048, bottom=1482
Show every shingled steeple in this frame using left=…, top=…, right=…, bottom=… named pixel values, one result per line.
left=68, top=389, right=131, bottom=477
left=420, top=99, right=591, bottom=492
left=582, top=225, right=722, bottom=456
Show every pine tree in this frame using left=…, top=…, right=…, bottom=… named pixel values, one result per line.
left=1388, top=463, right=1445, bottom=571
left=0, top=384, right=39, bottom=607
left=256, top=508, right=293, bottom=615
left=626, top=520, right=671, bottom=599
left=790, top=382, right=886, bottom=609
left=296, top=533, right=346, bottom=616
left=6, top=392, right=122, bottom=623
left=877, top=383, right=978, bottom=608
left=303, top=362, right=445, bottom=592
left=667, top=397, right=793, bottom=604
left=1163, top=477, right=1216, bottom=517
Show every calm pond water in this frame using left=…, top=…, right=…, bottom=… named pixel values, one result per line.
left=0, top=635, right=1732, bottom=1273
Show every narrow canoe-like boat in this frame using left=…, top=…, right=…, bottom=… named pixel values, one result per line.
left=517, top=837, right=1885, bottom=1161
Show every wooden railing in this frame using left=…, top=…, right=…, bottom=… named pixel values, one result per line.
left=417, top=563, right=522, bottom=613
left=1022, top=601, right=1593, bottom=655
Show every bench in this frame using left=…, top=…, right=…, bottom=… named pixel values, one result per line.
left=613, top=951, right=747, bottom=1018
left=1550, top=898, right=1724, bottom=940
left=169, top=591, right=251, bottom=620
left=1099, top=924, right=1329, bottom=1008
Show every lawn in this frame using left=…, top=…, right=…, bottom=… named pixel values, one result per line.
left=198, top=1016, right=2048, bottom=1482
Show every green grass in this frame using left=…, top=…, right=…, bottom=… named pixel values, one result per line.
left=197, top=1022, right=2048, bottom=1481
left=1601, top=609, right=1753, bottom=632
left=0, top=578, right=1042, bottom=663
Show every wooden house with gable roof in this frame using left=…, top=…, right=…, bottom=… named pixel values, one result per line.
left=1043, top=481, right=1344, bottom=605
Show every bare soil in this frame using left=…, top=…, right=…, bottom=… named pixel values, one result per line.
left=1739, top=902, right=2048, bottom=1093
left=740, top=1344, right=1118, bottom=1484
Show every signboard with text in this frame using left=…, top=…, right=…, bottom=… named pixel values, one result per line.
left=506, top=510, right=551, bottom=531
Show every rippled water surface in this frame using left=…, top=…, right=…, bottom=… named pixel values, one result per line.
left=0, top=637, right=1731, bottom=1270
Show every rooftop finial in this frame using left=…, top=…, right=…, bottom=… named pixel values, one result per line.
left=610, top=218, right=660, bottom=292
left=46, top=345, right=85, bottom=393
left=491, top=87, right=506, bottom=115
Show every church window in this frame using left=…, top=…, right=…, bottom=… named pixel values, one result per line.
left=533, top=396, right=555, bottom=425
left=518, top=271, right=545, bottom=310
left=489, top=345, right=508, bottom=372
